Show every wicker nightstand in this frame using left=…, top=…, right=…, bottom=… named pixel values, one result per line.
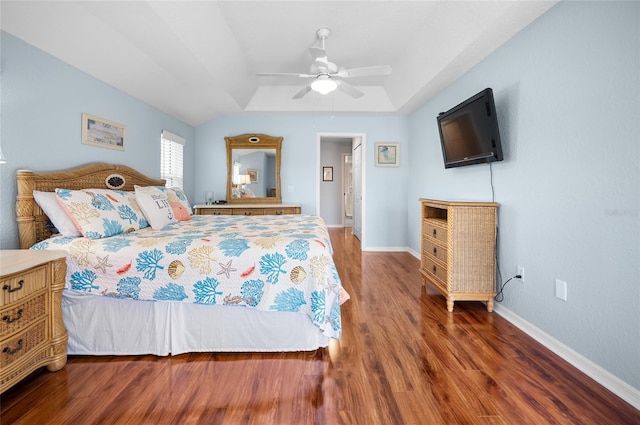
left=419, top=199, right=498, bottom=312
left=0, top=250, right=68, bottom=393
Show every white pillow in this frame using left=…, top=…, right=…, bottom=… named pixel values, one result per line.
left=134, top=185, right=177, bottom=230
left=33, top=190, right=82, bottom=237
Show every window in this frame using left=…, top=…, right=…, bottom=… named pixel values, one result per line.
left=160, top=130, right=185, bottom=188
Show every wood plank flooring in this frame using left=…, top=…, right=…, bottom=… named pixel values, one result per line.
left=2, top=228, right=638, bottom=424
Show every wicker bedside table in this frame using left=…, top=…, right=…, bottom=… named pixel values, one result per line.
left=0, top=250, right=68, bottom=393
left=419, top=199, right=499, bottom=312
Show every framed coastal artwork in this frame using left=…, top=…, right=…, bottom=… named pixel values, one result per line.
left=375, top=142, right=400, bottom=167
left=82, top=113, right=126, bottom=151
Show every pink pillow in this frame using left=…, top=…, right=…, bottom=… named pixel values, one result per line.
left=170, top=202, right=192, bottom=221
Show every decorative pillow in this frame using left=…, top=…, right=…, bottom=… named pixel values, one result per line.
left=134, top=185, right=177, bottom=230
left=166, top=187, right=192, bottom=216
left=33, top=191, right=82, bottom=237
left=169, top=202, right=191, bottom=221
left=55, top=188, right=149, bottom=239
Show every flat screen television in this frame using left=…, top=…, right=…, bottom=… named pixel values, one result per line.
left=437, top=88, right=503, bottom=168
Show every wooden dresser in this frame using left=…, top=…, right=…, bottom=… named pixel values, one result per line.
left=194, top=203, right=301, bottom=216
left=0, top=250, right=68, bottom=393
left=419, top=199, right=498, bottom=312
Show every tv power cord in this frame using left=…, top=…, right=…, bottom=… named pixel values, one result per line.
left=494, top=273, right=522, bottom=303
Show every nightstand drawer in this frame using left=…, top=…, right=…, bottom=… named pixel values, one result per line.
left=423, top=219, right=448, bottom=244
left=0, top=319, right=47, bottom=369
left=422, top=236, right=447, bottom=263
left=0, top=292, right=47, bottom=339
left=0, top=265, right=47, bottom=307
left=421, top=255, right=448, bottom=287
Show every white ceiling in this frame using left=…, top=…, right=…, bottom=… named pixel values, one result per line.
left=1, top=1, right=557, bottom=126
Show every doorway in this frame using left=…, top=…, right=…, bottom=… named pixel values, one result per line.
left=317, top=133, right=365, bottom=244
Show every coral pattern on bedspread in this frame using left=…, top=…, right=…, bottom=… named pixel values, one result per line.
left=31, top=214, right=346, bottom=339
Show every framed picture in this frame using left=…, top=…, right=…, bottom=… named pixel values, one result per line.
left=82, top=113, right=126, bottom=151
left=247, top=169, right=259, bottom=183
left=375, top=142, right=400, bottom=167
left=323, top=166, right=333, bottom=182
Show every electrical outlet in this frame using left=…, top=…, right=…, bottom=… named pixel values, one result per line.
left=517, top=266, right=525, bottom=283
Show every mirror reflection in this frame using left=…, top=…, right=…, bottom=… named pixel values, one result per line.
left=225, top=134, right=282, bottom=204
left=231, top=149, right=277, bottom=198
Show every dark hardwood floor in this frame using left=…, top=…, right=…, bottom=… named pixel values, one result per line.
left=2, top=228, right=638, bottom=424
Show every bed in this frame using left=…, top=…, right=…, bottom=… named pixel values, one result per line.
left=16, top=163, right=347, bottom=355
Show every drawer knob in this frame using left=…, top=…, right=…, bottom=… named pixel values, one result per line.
left=2, top=279, right=24, bottom=293
left=2, top=339, right=23, bottom=356
left=432, top=265, right=437, bottom=273
left=432, top=229, right=437, bottom=237
left=275, top=211, right=283, bottom=215
left=213, top=212, right=221, bottom=215
left=244, top=212, right=252, bottom=215
left=2, top=309, right=23, bottom=324
left=433, top=247, right=437, bottom=255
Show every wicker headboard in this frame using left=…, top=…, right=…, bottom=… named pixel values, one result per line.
left=16, top=163, right=165, bottom=249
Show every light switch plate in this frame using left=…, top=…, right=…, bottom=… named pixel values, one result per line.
left=555, top=279, right=567, bottom=301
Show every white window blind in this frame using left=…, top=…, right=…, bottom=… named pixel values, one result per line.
left=161, top=130, right=185, bottom=189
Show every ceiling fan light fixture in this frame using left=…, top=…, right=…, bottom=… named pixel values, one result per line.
left=311, top=75, right=337, bottom=95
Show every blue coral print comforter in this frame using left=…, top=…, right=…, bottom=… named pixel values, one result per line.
left=32, top=214, right=345, bottom=339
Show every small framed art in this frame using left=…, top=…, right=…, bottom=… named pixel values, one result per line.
left=247, top=169, right=259, bottom=183
left=375, top=142, right=400, bottom=167
left=323, top=166, right=333, bottom=182
left=82, top=113, right=126, bottom=151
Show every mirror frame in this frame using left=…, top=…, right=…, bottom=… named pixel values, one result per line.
left=225, top=133, right=282, bottom=204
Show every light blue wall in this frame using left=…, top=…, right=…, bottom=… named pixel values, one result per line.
left=0, top=32, right=194, bottom=249
left=195, top=114, right=409, bottom=248
left=408, top=1, right=639, bottom=389
left=1, top=1, right=637, bottom=393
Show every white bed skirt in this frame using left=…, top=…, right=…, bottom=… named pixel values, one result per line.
left=62, top=290, right=329, bottom=356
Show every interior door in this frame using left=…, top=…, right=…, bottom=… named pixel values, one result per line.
left=352, top=143, right=362, bottom=240
left=342, top=153, right=353, bottom=220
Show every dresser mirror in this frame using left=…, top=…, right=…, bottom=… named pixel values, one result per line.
left=225, top=133, right=282, bottom=204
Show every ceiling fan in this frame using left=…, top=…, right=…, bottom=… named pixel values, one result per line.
left=257, top=28, right=392, bottom=99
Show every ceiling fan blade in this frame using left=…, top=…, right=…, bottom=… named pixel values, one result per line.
left=257, top=72, right=315, bottom=78
left=335, top=65, right=392, bottom=78
left=292, top=85, right=312, bottom=99
left=336, top=81, right=364, bottom=99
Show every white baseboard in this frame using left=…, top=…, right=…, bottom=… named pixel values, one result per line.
left=353, top=247, right=639, bottom=409
left=362, top=246, right=409, bottom=252
left=493, top=304, right=640, bottom=410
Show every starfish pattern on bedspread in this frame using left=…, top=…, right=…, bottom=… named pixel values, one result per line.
left=31, top=214, right=347, bottom=339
